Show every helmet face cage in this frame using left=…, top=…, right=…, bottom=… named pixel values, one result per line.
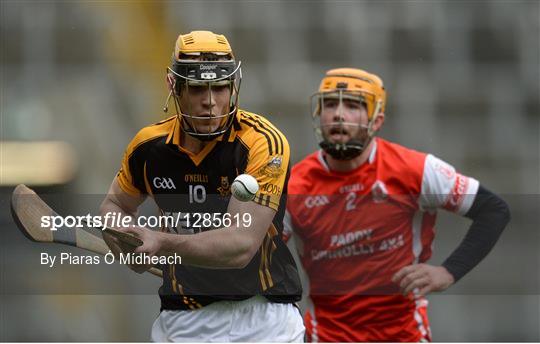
left=166, top=59, right=242, bottom=141
left=311, top=89, right=382, bottom=160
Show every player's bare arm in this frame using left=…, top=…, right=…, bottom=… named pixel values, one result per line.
left=125, top=197, right=275, bottom=269
left=100, top=177, right=149, bottom=272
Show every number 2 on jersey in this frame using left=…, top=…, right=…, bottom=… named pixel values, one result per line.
left=346, top=192, right=356, bottom=211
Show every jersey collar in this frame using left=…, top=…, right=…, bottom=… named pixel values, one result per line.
left=368, top=138, right=377, bottom=163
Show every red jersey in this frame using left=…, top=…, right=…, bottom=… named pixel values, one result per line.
left=284, top=138, right=479, bottom=342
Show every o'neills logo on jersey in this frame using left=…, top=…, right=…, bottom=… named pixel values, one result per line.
left=339, top=183, right=363, bottom=194
left=184, top=174, right=209, bottom=183
left=371, top=180, right=388, bottom=203
left=153, top=177, right=176, bottom=190
left=304, top=195, right=329, bottom=208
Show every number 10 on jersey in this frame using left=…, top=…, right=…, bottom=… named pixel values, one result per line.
left=189, top=185, right=206, bottom=204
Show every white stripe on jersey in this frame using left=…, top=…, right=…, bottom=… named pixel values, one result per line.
left=283, top=210, right=294, bottom=242
left=317, top=150, right=330, bottom=172
left=419, top=154, right=479, bottom=215
left=412, top=211, right=424, bottom=263
left=413, top=297, right=430, bottom=340
left=307, top=296, right=319, bottom=343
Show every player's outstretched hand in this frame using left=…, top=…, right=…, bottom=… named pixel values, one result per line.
left=392, top=263, right=455, bottom=297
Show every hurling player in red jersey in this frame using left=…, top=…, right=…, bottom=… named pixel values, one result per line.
left=283, top=68, right=510, bottom=342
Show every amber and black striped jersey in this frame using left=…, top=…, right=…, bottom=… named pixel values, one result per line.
left=116, top=110, right=302, bottom=310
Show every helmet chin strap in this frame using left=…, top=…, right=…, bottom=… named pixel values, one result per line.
left=178, top=110, right=235, bottom=142
left=319, top=140, right=365, bottom=160
left=180, top=117, right=214, bottom=141
left=321, top=100, right=382, bottom=161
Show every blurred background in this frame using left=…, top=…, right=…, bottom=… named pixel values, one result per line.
left=1, top=0, right=538, bottom=341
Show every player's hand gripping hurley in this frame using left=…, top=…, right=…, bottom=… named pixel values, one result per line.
left=10, top=184, right=163, bottom=278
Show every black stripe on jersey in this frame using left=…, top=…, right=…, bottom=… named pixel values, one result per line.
left=239, top=119, right=275, bottom=155
left=253, top=193, right=264, bottom=205
left=233, top=116, right=242, bottom=131
left=242, top=113, right=283, bottom=155
left=253, top=194, right=271, bottom=208
left=223, top=127, right=233, bottom=142
left=223, top=117, right=237, bottom=142
left=247, top=113, right=284, bottom=155
left=237, top=136, right=250, bottom=159
left=241, top=115, right=279, bottom=155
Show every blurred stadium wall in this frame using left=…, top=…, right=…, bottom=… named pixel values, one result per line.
left=1, top=1, right=538, bottom=341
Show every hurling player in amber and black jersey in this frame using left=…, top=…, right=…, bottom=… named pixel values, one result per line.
left=283, top=68, right=510, bottom=342
left=100, top=31, right=304, bottom=342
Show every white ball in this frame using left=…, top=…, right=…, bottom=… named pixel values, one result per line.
left=231, top=174, right=259, bottom=202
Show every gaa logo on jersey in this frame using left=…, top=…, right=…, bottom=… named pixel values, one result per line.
left=153, top=177, right=176, bottom=190
left=304, top=195, right=330, bottom=208
left=371, top=180, right=388, bottom=203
